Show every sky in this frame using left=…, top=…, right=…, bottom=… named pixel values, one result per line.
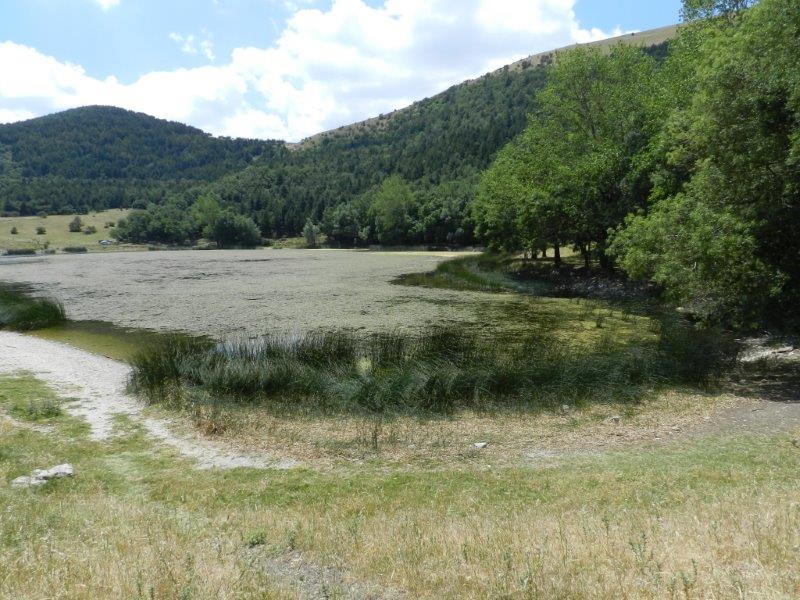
left=0, top=0, right=683, bottom=142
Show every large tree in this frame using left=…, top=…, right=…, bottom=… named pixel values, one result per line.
left=610, top=0, right=800, bottom=326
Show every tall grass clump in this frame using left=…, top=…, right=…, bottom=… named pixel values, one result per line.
left=0, top=284, right=66, bottom=331
left=129, top=318, right=736, bottom=415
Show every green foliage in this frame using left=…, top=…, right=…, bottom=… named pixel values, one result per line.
left=36, top=226, right=46, bottom=235
left=0, top=106, right=285, bottom=216
left=68, top=216, right=83, bottom=232
left=130, top=319, right=733, bottom=415
left=0, top=285, right=66, bottom=331
left=62, top=246, right=87, bottom=253
left=9, top=227, right=17, bottom=235
left=610, top=0, right=800, bottom=327
left=473, top=45, right=659, bottom=265
left=83, top=225, right=97, bottom=235
left=208, top=211, right=262, bottom=249
left=369, top=175, right=415, bottom=246
left=302, top=219, right=320, bottom=248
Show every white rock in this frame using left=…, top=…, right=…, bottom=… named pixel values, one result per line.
left=473, top=442, right=489, bottom=450
left=40, top=464, right=74, bottom=479
left=561, top=404, right=571, bottom=414
left=609, top=416, right=621, bottom=424
left=9, top=463, right=74, bottom=488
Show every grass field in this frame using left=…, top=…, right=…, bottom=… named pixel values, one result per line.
left=1, top=373, right=799, bottom=599
left=0, top=209, right=132, bottom=253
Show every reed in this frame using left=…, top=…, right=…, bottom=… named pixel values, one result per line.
left=130, top=318, right=735, bottom=415
left=0, top=284, right=66, bottom=331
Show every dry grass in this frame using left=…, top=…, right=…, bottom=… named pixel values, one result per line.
left=0, top=209, right=133, bottom=253
left=160, top=388, right=743, bottom=468
left=4, top=373, right=798, bottom=598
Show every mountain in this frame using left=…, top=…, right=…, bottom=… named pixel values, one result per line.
left=0, top=25, right=676, bottom=225
left=0, top=106, right=286, bottom=215
left=207, top=25, right=677, bottom=237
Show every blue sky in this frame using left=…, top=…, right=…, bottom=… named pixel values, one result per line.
left=0, top=0, right=683, bottom=140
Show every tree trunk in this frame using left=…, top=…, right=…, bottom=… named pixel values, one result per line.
left=554, top=244, right=561, bottom=269
left=581, top=244, right=590, bottom=270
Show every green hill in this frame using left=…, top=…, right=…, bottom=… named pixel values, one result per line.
left=0, top=26, right=676, bottom=234
left=0, top=106, right=286, bottom=215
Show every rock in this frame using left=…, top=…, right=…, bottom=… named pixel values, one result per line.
left=10, top=476, right=44, bottom=488
left=9, top=463, right=74, bottom=488
left=473, top=442, right=489, bottom=450
left=561, top=404, right=571, bottom=414
left=775, top=346, right=794, bottom=354
left=609, top=416, right=621, bottom=425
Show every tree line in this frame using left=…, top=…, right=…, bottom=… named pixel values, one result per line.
left=474, top=0, right=797, bottom=328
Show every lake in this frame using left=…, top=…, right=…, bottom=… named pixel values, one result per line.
left=0, top=249, right=485, bottom=337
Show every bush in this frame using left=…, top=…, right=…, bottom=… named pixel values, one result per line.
left=10, top=227, right=18, bottom=235
left=68, top=216, right=83, bottom=233
left=4, top=249, right=36, bottom=256
left=83, top=225, right=98, bottom=235
left=62, top=246, right=87, bottom=253
left=208, top=211, right=262, bottom=249
left=36, top=226, right=46, bottom=235
left=303, top=219, right=321, bottom=248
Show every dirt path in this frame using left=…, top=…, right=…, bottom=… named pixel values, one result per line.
left=0, top=331, right=295, bottom=470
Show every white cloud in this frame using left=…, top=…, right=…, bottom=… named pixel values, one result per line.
left=0, top=1, right=617, bottom=141
left=92, top=0, right=120, bottom=10
left=170, top=30, right=216, bottom=61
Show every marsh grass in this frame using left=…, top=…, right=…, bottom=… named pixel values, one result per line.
left=0, top=284, right=66, bottom=331
left=130, top=317, right=736, bottom=416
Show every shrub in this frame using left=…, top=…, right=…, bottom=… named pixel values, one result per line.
left=10, top=227, right=18, bottom=235
left=63, top=246, right=87, bottom=253
left=83, top=225, right=98, bottom=235
left=68, top=216, right=83, bottom=232
left=4, top=249, right=36, bottom=256
left=209, top=211, right=262, bottom=249
left=303, top=219, right=321, bottom=248
left=36, top=226, right=46, bottom=235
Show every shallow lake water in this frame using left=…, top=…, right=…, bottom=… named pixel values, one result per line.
left=0, top=249, right=487, bottom=338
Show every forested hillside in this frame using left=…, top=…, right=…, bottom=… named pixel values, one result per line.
left=205, top=29, right=672, bottom=240
left=0, top=28, right=673, bottom=239
left=0, top=106, right=286, bottom=215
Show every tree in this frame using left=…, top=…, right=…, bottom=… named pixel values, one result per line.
left=610, top=0, right=800, bottom=326
left=302, top=219, right=321, bottom=248
left=68, top=216, right=83, bottom=232
left=474, top=44, right=658, bottom=266
left=369, top=176, right=415, bottom=246
left=681, top=0, right=756, bottom=21
left=10, top=226, right=18, bottom=235
left=189, top=195, right=222, bottom=239
left=208, top=211, right=262, bottom=249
